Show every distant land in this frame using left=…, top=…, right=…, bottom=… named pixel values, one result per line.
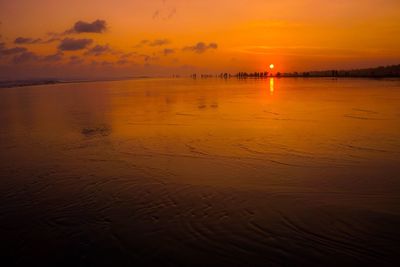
left=196, top=64, right=400, bottom=79
left=280, top=64, right=400, bottom=78
left=0, top=76, right=147, bottom=89
left=1, top=64, right=400, bottom=89
left=0, top=79, right=60, bottom=89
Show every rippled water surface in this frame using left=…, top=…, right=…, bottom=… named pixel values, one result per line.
left=1, top=78, right=400, bottom=266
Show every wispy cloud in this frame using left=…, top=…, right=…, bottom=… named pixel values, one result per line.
left=0, top=44, right=27, bottom=56
left=1, top=41, right=64, bottom=64
left=153, top=8, right=176, bottom=20
left=14, top=37, right=42, bottom=45
left=153, top=1, right=176, bottom=20
left=135, top=39, right=170, bottom=48
left=85, top=44, right=112, bottom=56
left=58, top=38, right=93, bottom=51
left=149, top=39, right=170, bottom=47
left=12, top=51, right=38, bottom=64
left=162, top=48, right=175, bottom=56
left=183, top=42, right=218, bottom=54
left=144, top=55, right=159, bottom=62
left=69, top=55, right=84, bottom=65
left=1, top=47, right=27, bottom=56
left=42, top=34, right=61, bottom=44
left=42, top=52, right=63, bottom=62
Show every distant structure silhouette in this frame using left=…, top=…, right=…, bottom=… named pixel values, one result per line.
left=189, top=64, right=400, bottom=79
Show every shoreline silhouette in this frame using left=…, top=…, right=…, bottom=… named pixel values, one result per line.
left=1, top=64, right=399, bottom=89
left=195, top=64, right=400, bottom=79
left=0, top=64, right=400, bottom=88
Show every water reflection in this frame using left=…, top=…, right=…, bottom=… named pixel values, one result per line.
left=1, top=78, right=400, bottom=266
left=81, top=124, right=112, bottom=138
left=269, top=77, right=274, bottom=95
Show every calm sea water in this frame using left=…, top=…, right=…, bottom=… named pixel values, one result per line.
left=1, top=78, right=400, bottom=266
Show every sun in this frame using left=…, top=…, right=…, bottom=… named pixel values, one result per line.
left=269, top=64, right=275, bottom=69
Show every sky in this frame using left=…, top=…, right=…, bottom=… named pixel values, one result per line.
left=0, top=0, right=400, bottom=80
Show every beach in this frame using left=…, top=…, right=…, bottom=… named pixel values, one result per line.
left=1, top=78, right=400, bottom=266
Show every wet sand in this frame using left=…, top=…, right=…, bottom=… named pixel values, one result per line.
left=0, top=78, right=400, bottom=266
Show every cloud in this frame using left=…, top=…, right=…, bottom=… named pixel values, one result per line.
left=42, top=52, right=63, bottom=62
left=14, top=37, right=42, bottom=44
left=1, top=41, right=63, bottom=64
left=209, top=43, right=218, bottom=49
left=116, top=59, right=130, bottom=65
left=149, top=39, right=170, bottom=47
left=152, top=8, right=176, bottom=20
left=44, top=37, right=60, bottom=44
left=65, top=19, right=107, bottom=34
left=119, top=52, right=137, bottom=59
left=58, top=38, right=93, bottom=51
left=144, top=55, right=159, bottom=62
left=162, top=48, right=175, bottom=56
left=85, top=44, right=112, bottom=56
left=136, top=39, right=170, bottom=48
left=136, top=39, right=149, bottom=47
left=13, top=51, right=38, bottom=64
left=69, top=55, right=84, bottom=65
left=153, top=1, right=176, bottom=21
left=183, top=42, right=218, bottom=54
left=91, top=60, right=115, bottom=67
left=0, top=46, right=27, bottom=56
left=44, top=32, right=63, bottom=42
left=100, top=61, right=114, bottom=66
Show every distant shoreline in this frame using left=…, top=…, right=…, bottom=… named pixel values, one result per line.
left=0, top=76, right=151, bottom=89
left=195, top=64, right=400, bottom=80
left=2, top=76, right=400, bottom=89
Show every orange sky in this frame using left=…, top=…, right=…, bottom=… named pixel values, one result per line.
left=1, top=0, right=400, bottom=79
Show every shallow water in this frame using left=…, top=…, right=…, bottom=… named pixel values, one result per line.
left=1, top=78, right=400, bottom=266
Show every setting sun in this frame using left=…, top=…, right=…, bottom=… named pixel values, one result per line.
left=270, top=64, right=275, bottom=70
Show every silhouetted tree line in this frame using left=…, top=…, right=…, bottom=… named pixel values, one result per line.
left=236, top=72, right=269, bottom=78
left=281, top=64, right=400, bottom=78
left=190, top=73, right=231, bottom=79
left=188, top=64, right=400, bottom=79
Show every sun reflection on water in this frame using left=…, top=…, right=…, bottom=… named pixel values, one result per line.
left=269, top=78, right=274, bottom=95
